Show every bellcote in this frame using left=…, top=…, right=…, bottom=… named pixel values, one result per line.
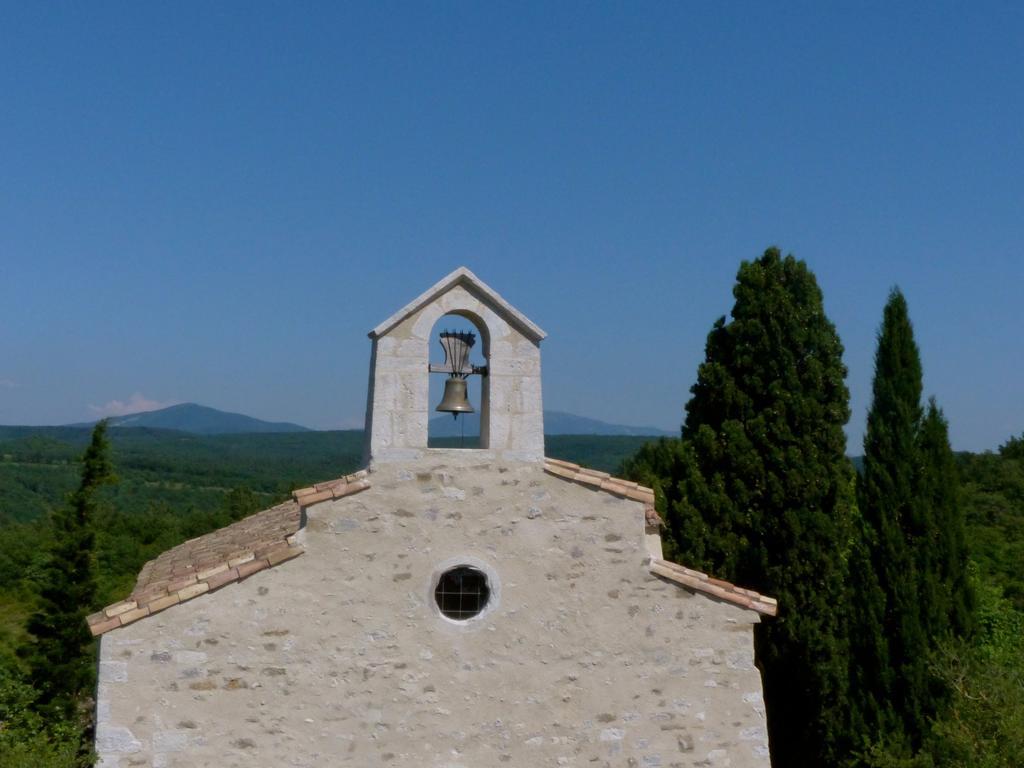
left=363, top=267, right=546, bottom=466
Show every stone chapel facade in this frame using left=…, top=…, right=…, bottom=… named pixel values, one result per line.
left=89, top=268, right=776, bottom=767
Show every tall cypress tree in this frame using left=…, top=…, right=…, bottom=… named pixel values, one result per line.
left=917, top=399, right=974, bottom=638
left=844, top=506, right=895, bottom=743
left=21, top=421, right=115, bottom=718
left=851, top=289, right=974, bottom=748
left=855, top=288, right=927, bottom=741
left=659, top=248, right=854, bottom=765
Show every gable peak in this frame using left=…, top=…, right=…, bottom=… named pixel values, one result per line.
left=369, top=267, right=546, bottom=342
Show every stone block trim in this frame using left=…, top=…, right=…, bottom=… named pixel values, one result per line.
left=542, top=456, right=661, bottom=529
left=369, top=266, right=547, bottom=342
left=650, top=558, right=779, bottom=616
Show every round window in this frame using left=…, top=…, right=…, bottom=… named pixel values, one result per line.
left=434, top=566, right=490, bottom=621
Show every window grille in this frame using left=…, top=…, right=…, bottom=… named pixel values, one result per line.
left=434, top=566, right=490, bottom=620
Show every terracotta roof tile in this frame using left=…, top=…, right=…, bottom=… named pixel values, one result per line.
left=103, top=600, right=138, bottom=618
left=543, top=456, right=778, bottom=617
left=176, top=581, right=209, bottom=602
left=195, top=563, right=228, bottom=581
left=295, top=489, right=333, bottom=506
left=204, top=567, right=240, bottom=592
left=119, top=605, right=150, bottom=624
left=650, top=558, right=778, bottom=617
left=146, top=593, right=180, bottom=614
left=266, top=544, right=303, bottom=567
left=88, top=614, right=122, bottom=635
left=236, top=558, right=270, bottom=580
left=88, top=472, right=375, bottom=636
left=88, top=498, right=300, bottom=636
left=227, top=553, right=255, bottom=568
left=292, top=470, right=369, bottom=505
left=542, top=457, right=661, bottom=529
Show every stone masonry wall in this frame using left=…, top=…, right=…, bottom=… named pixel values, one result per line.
left=96, top=461, right=770, bottom=767
left=365, top=282, right=544, bottom=464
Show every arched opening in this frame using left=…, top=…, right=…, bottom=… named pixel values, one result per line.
left=427, top=311, right=489, bottom=449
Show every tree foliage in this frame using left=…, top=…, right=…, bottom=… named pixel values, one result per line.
left=852, top=289, right=930, bottom=740
left=861, top=577, right=1023, bottom=768
left=0, top=667, right=82, bottom=768
left=850, top=290, right=974, bottom=754
left=20, top=422, right=115, bottom=719
left=959, top=442, right=1024, bottom=611
left=917, top=401, right=973, bottom=638
left=630, top=247, right=855, bottom=764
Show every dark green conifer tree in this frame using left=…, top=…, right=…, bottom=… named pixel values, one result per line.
left=854, top=289, right=927, bottom=742
left=844, top=508, right=896, bottom=742
left=21, top=421, right=116, bottom=718
left=656, top=248, right=855, bottom=765
left=917, top=399, right=974, bottom=638
left=851, top=289, right=976, bottom=750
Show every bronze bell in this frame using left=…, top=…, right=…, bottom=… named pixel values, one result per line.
left=436, top=378, right=474, bottom=417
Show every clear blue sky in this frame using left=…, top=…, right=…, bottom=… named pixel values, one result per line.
left=1, top=3, right=1022, bottom=452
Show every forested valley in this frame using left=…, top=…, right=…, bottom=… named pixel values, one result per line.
left=2, top=254, right=1023, bottom=767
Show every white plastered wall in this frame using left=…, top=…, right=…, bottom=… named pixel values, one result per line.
left=93, top=462, right=771, bottom=768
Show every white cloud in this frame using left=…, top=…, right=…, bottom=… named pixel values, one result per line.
left=0, top=378, right=16, bottom=389
left=88, top=393, right=179, bottom=418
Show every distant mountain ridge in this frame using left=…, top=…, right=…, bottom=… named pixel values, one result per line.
left=61, top=403, right=671, bottom=437
left=430, top=409, right=674, bottom=437
left=68, top=403, right=311, bottom=435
